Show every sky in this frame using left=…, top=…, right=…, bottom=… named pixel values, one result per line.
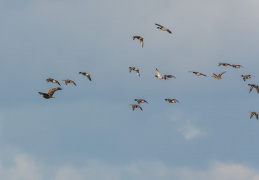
left=1, top=0, right=259, bottom=179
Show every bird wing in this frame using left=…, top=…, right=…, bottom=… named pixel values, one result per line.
left=129, top=67, right=133, bottom=73
left=56, top=80, right=61, bottom=86
left=140, top=39, right=143, bottom=47
left=87, top=75, right=92, bottom=81
left=249, top=86, right=253, bottom=93
left=38, top=92, right=48, bottom=96
left=155, top=23, right=163, bottom=27
left=72, top=81, right=76, bottom=86
left=48, top=87, right=62, bottom=97
left=136, top=69, right=140, bottom=77
left=132, top=105, right=135, bottom=111
left=139, top=106, right=143, bottom=111
left=256, top=114, right=259, bottom=119
left=219, top=71, right=226, bottom=76
left=156, top=68, right=161, bottom=78
left=250, top=112, right=254, bottom=119
left=167, top=29, right=172, bottom=34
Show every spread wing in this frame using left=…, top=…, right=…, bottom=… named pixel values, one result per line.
left=156, top=68, right=161, bottom=78
left=72, top=81, right=76, bottom=86
left=155, top=23, right=163, bottom=27
left=250, top=112, right=254, bottom=119
left=140, top=39, right=143, bottom=47
left=87, top=75, right=92, bottom=81
left=249, top=86, right=254, bottom=93
left=133, top=36, right=140, bottom=40
left=138, top=106, right=143, bottom=111
left=167, top=29, right=172, bottom=34
left=38, top=92, right=48, bottom=96
left=129, top=67, right=134, bottom=73
left=48, top=87, right=62, bottom=97
left=219, top=71, right=226, bottom=76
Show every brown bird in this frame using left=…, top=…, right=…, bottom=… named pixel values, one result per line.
left=134, top=99, right=148, bottom=104
left=79, top=72, right=92, bottom=81
left=165, top=99, right=179, bottom=103
left=212, top=71, right=226, bottom=79
left=231, top=64, right=243, bottom=68
left=46, top=78, right=61, bottom=86
left=248, top=84, right=259, bottom=94
left=164, top=75, right=176, bottom=80
left=38, top=87, right=62, bottom=99
left=249, top=111, right=259, bottom=119
left=241, top=75, right=253, bottom=81
left=155, top=23, right=172, bottom=34
left=133, top=36, right=144, bottom=47
left=129, top=104, right=143, bottom=111
left=189, top=71, right=207, bottom=76
left=218, top=62, right=231, bottom=67
left=62, top=79, right=76, bottom=86
left=129, top=67, right=140, bottom=77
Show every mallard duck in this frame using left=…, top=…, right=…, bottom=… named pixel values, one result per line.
left=155, top=23, right=172, bottom=34
left=134, top=99, right=148, bottom=104
left=165, top=99, right=179, bottom=103
left=231, top=64, right=243, bottom=68
left=212, top=71, right=226, bottom=79
left=129, top=67, right=140, bottom=77
left=249, top=111, right=259, bottom=119
left=164, top=75, right=176, bottom=80
left=241, top=75, right=253, bottom=81
left=132, top=36, right=144, bottom=47
left=155, top=68, right=163, bottom=79
left=188, top=71, right=207, bottom=76
left=46, top=78, right=61, bottom=86
left=218, top=62, right=231, bottom=67
left=248, top=84, right=259, bottom=94
left=38, top=87, right=62, bottom=99
left=79, top=72, right=91, bottom=81
left=62, top=79, right=76, bottom=86
left=129, top=104, right=143, bottom=111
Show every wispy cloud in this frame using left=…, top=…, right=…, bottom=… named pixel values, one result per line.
left=177, top=122, right=204, bottom=140
left=0, top=154, right=259, bottom=180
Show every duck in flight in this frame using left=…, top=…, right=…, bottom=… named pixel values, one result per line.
left=249, top=111, right=258, bottom=119
left=248, top=84, right=259, bottom=94
left=79, top=72, right=92, bottom=81
left=189, top=71, right=207, bottom=76
left=134, top=99, right=148, bottom=104
left=129, top=104, right=143, bottom=111
left=165, top=99, right=179, bottom=103
left=62, top=79, right=76, bottom=86
left=155, top=23, right=172, bottom=34
left=129, top=67, right=140, bottom=77
left=133, top=36, right=144, bottom=47
left=46, top=78, right=61, bottom=86
left=38, top=87, right=62, bottom=99
left=212, top=71, right=226, bottom=80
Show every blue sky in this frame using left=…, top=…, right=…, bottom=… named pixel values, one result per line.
left=1, top=0, right=259, bottom=179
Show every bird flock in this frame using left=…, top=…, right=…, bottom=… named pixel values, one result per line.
left=38, top=23, right=258, bottom=120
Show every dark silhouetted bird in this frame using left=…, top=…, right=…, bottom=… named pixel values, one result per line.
left=189, top=71, right=207, bottom=76
left=248, top=84, right=259, bottom=94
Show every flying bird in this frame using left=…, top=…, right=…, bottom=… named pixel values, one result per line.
left=155, top=68, right=163, bottom=79
left=129, top=104, right=143, bottom=111
left=249, top=111, right=259, bottom=119
left=79, top=72, right=92, bottom=81
left=188, top=71, right=207, bottom=76
left=129, top=67, right=140, bottom=77
left=241, top=75, right=253, bottom=81
left=218, top=62, right=231, bottom=67
left=134, top=99, right=148, bottom=104
left=46, top=78, right=61, bottom=86
left=38, top=87, right=62, bottom=99
left=133, top=36, right=144, bottom=47
left=155, top=23, right=172, bottom=34
left=231, top=64, right=243, bottom=68
left=62, top=79, right=76, bottom=86
left=164, top=75, right=176, bottom=80
left=248, top=84, right=259, bottom=94
left=165, top=99, right=179, bottom=103
left=212, top=71, right=226, bottom=80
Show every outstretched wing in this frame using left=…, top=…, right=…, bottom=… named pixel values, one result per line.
left=155, top=23, right=163, bottom=27
left=250, top=112, right=254, bottom=119
left=249, top=86, right=254, bottom=93
left=140, top=39, right=143, bottom=47
left=129, top=67, right=134, bottom=73
left=167, top=29, right=172, bottom=34
left=156, top=68, right=161, bottom=78
left=219, top=71, right=226, bottom=76
left=72, top=81, right=76, bottom=86
left=86, top=75, right=92, bottom=81
left=48, top=87, right=62, bottom=97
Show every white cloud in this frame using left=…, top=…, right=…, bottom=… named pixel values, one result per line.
left=177, top=122, right=204, bottom=140
left=1, top=154, right=259, bottom=180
